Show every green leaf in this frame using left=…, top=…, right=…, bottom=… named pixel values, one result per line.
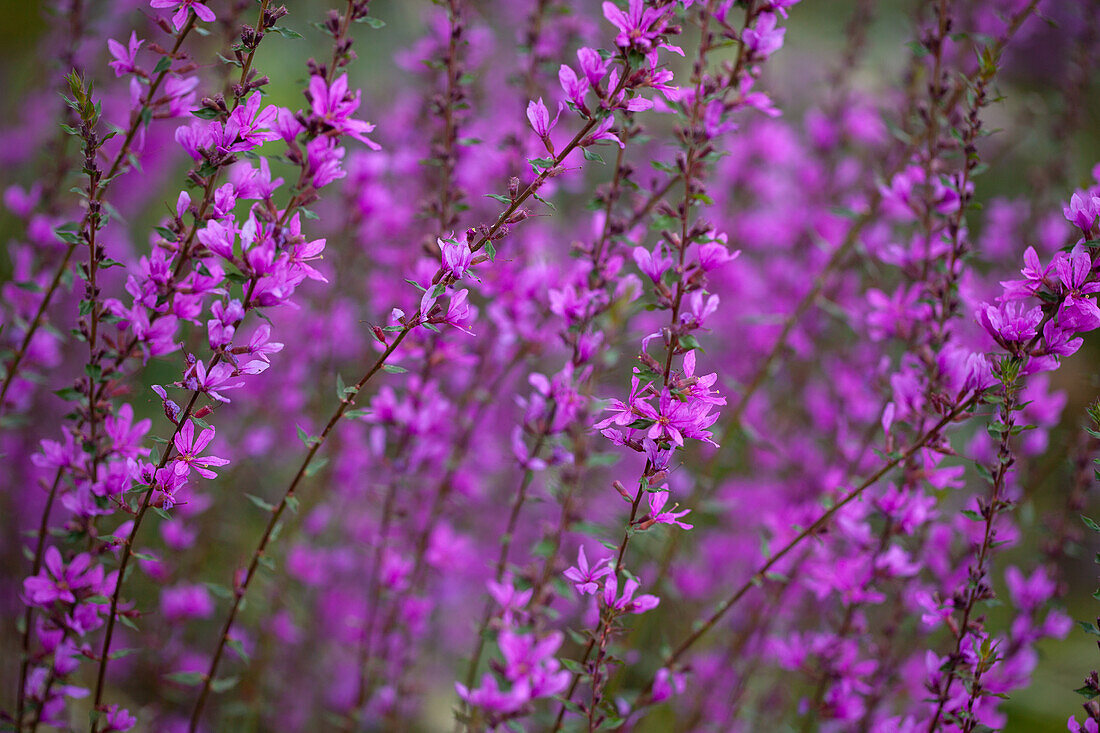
left=165, top=671, right=205, bottom=686
left=227, top=638, right=250, bottom=663
left=485, top=193, right=511, bottom=204
left=210, top=676, right=240, bottom=693
left=382, top=364, right=407, bottom=374
left=153, top=56, right=172, bottom=74
left=1083, top=515, right=1100, bottom=533
left=303, top=456, right=329, bottom=477
left=245, top=493, right=275, bottom=512
left=270, top=25, right=303, bottom=39
left=356, top=16, right=386, bottom=28
left=582, top=147, right=605, bottom=164
left=110, top=647, right=141, bottom=660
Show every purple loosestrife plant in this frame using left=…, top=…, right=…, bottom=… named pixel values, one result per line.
left=4, top=0, right=1100, bottom=731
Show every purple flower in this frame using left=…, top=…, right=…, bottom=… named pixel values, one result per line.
left=101, top=706, right=137, bottom=733
left=601, top=0, right=683, bottom=56
left=160, top=582, right=215, bottom=620
left=647, top=491, right=693, bottom=529
left=498, top=629, right=570, bottom=698
left=563, top=546, right=612, bottom=595
left=455, top=675, right=530, bottom=714
left=559, top=64, right=589, bottom=109
left=977, top=301, right=1043, bottom=343
left=308, top=74, right=381, bottom=150
left=1063, top=191, right=1099, bottom=233
left=743, top=12, right=786, bottom=59
left=23, top=547, right=104, bottom=607
left=107, top=32, right=143, bottom=77
left=487, top=576, right=533, bottom=624
left=584, top=115, right=624, bottom=149
left=1055, top=248, right=1100, bottom=332
left=526, top=97, right=562, bottom=140
left=602, top=573, right=660, bottom=614
left=150, top=0, right=216, bottom=30
left=172, top=419, right=230, bottom=479
left=577, top=47, right=609, bottom=85
left=633, top=244, right=673, bottom=282
left=181, top=359, right=244, bottom=403
left=441, top=236, right=474, bottom=279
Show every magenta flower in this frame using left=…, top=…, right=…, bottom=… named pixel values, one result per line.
left=1000, top=246, right=1056, bottom=300
left=441, top=237, right=474, bottom=279
left=602, top=573, right=660, bottom=614
left=455, top=675, right=530, bottom=714
left=160, top=582, right=215, bottom=620
left=563, top=546, right=612, bottom=595
left=583, top=115, right=624, bottom=149
left=633, top=244, right=673, bottom=282
left=172, top=419, right=229, bottom=479
left=101, top=706, right=137, bottom=733
left=977, top=301, right=1043, bottom=344
left=150, top=0, right=215, bottom=30
left=308, top=74, right=381, bottom=150
left=647, top=491, right=693, bottom=529
left=634, top=386, right=721, bottom=447
left=743, top=12, right=786, bottom=58
left=107, top=32, right=143, bottom=77
left=487, top=576, right=533, bottom=624
left=1055, top=248, right=1100, bottom=332
left=226, top=93, right=280, bottom=149
left=526, top=97, right=561, bottom=142
left=1063, top=191, right=1099, bottom=233
left=181, top=359, right=244, bottom=403
left=498, top=629, right=570, bottom=698
left=559, top=64, right=589, bottom=109
left=23, top=547, right=104, bottom=607
left=601, top=0, right=682, bottom=56
left=577, top=47, right=608, bottom=85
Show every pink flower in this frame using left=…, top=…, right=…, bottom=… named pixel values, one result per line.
left=602, top=573, right=660, bottom=614
left=526, top=97, right=562, bottom=140
left=172, top=419, right=229, bottom=480
left=107, top=32, right=143, bottom=77
left=743, top=12, right=786, bottom=58
left=150, top=0, right=215, bottom=30
left=647, top=491, right=693, bottom=529
left=308, top=74, right=381, bottom=150
left=563, top=546, right=612, bottom=595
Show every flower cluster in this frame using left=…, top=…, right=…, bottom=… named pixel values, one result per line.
left=2, top=1, right=1099, bottom=732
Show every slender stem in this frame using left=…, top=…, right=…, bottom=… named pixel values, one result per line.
left=460, top=403, right=558, bottom=691
left=14, top=468, right=65, bottom=730
left=0, top=14, right=198, bottom=415
left=188, top=326, right=411, bottom=731
left=925, top=386, right=1017, bottom=731
left=627, top=395, right=978, bottom=719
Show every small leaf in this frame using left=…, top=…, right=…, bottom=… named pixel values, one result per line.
left=382, top=364, right=407, bottom=374
left=165, top=671, right=205, bottom=686
left=210, top=676, right=240, bottom=693
left=270, top=25, right=303, bottom=39
left=245, top=493, right=275, bottom=512
left=583, top=147, right=605, bottom=164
